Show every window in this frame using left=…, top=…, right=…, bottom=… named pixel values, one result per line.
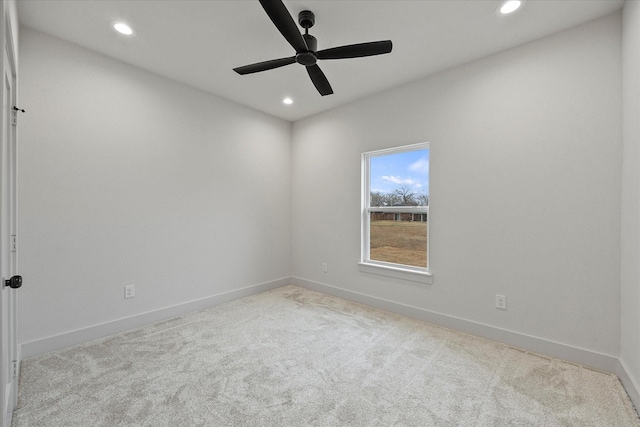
left=360, top=143, right=430, bottom=282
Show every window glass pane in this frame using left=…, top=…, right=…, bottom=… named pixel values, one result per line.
left=369, top=212, right=427, bottom=268
left=366, top=146, right=429, bottom=269
left=369, top=149, right=429, bottom=207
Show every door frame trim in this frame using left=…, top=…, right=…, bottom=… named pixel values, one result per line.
left=1, top=8, right=18, bottom=427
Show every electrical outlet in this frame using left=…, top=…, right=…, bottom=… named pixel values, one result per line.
left=496, top=294, right=506, bottom=310
left=124, top=284, right=135, bottom=299
left=322, top=263, right=328, bottom=273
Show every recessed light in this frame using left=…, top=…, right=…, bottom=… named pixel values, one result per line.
left=498, top=0, right=523, bottom=15
left=111, top=21, right=134, bottom=36
left=283, top=97, right=293, bottom=105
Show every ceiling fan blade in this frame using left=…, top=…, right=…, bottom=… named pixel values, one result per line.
left=259, top=0, right=307, bottom=53
left=306, top=64, right=333, bottom=96
left=317, top=40, right=393, bottom=60
left=233, top=56, right=296, bottom=75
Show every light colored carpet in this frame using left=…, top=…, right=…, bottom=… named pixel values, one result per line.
left=12, top=285, right=640, bottom=426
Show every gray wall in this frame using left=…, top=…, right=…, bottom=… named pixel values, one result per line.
left=621, top=0, right=640, bottom=399
left=291, top=14, right=622, bottom=357
left=18, top=28, right=292, bottom=345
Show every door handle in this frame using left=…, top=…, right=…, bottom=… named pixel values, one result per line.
left=4, top=275, right=22, bottom=289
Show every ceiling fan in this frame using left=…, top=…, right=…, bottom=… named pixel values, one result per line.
left=233, top=0, right=393, bottom=96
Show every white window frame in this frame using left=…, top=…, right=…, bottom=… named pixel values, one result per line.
left=359, top=142, right=432, bottom=284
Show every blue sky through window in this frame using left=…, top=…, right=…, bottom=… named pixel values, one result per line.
left=370, top=148, right=429, bottom=196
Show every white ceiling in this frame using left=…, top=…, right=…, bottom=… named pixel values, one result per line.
left=18, top=0, right=624, bottom=122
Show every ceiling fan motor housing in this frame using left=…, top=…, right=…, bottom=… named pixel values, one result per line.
left=296, top=34, right=318, bottom=66
left=302, top=34, right=317, bottom=52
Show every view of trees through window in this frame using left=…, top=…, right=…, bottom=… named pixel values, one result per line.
left=366, top=145, right=429, bottom=269
left=370, top=184, right=428, bottom=207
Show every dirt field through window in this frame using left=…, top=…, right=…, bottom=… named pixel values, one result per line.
left=369, top=221, right=427, bottom=268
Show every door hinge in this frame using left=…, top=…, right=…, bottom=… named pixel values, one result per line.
left=12, top=360, right=18, bottom=378
left=11, top=235, right=16, bottom=252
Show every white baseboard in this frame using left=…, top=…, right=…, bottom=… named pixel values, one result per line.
left=618, top=358, right=640, bottom=412
left=20, top=277, right=290, bottom=359
left=292, top=277, right=620, bottom=374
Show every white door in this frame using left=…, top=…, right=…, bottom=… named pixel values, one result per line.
left=1, top=39, right=18, bottom=427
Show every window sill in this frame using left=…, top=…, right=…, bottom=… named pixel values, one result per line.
left=358, top=262, right=432, bottom=284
